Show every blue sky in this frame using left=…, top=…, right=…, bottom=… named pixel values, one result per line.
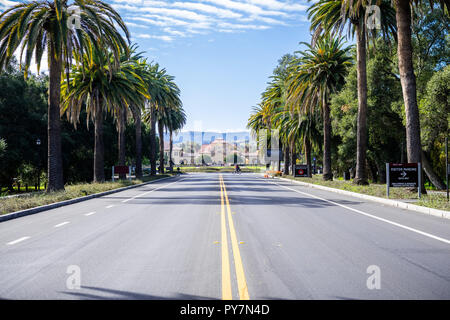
left=1, top=0, right=313, bottom=132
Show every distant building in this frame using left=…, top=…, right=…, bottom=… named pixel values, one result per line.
left=164, top=136, right=260, bottom=165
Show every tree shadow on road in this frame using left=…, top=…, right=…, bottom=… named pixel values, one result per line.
left=60, top=286, right=217, bottom=300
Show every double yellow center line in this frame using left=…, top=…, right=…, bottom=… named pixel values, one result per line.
left=219, top=174, right=250, bottom=300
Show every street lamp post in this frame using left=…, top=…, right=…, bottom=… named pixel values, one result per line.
left=36, top=138, right=41, bottom=191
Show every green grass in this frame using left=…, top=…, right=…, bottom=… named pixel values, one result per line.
left=0, top=174, right=173, bottom=216
left=282, top=175, right=449, bottom=212
left=1, top=185, right=46, bottom=195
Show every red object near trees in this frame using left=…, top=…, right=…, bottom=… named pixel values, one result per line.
left=114, top=166, right=129, bottom=175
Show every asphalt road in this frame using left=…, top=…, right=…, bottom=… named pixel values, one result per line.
left=0, top=173, right=449, bottom=300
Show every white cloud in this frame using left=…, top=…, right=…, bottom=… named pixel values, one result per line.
left=171, top=2, right=242, bottom=19
left=163, top=27, right=187, bottom=37
left=0, top=0, right=17, bottom=7
left=1, top=0, right=308, bottom=45
left=247, top=0, right=308, bottom=11
left=125, top=21, right=150, bottom=29
left=135, top=33, right=174, bottom=42
left=197, top=0, right=287, bottom=16
left=217, top=22, right=269, bottom=30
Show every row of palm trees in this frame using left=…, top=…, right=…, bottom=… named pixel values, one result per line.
left=248, top=36, right=352, bottom=179
left=0, top=0, right=186, bottom=191
left=249, top=0, right=448, bottom=183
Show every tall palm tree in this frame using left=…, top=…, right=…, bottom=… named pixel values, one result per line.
left=394, top=0, right=448, bottom=170
left=167, top=106, right=186, bottom=171
left=308, top=0, right=396, bottom=184
left=288, top=36, right=352, bottom=180
left=127, top=51, right=152, bottom=180
left=156, top=75, right=181, bottom=174
left=247, top=101, right=276, bottom=169
left=143, top=63, right=165, bottom=175
left=0, top=0, right=129, bottom=191
left=143, top=63, right=181, bottom=174
left=115, top=45, right=148, bottom=179
left=61, top=43, right=148, bottom=182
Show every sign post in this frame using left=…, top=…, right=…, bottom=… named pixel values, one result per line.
left=293, top=164, right=309, bottom=177
left=446, top=136, right=448, bottom=201
left=386, top=163, right=389, bottom=198
left=418, top=162, right=421, bottom=199
left=112, top=165, right=130, bottom=181
left=386, top=163, right=420, bottom=198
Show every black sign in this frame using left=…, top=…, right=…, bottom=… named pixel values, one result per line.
left=389, top=163, right=418, bottom=187
left=293, top=164, right=309, bottom=177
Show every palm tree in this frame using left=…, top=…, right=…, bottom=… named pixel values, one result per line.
left=308, top=0, right=396, bottom=184
left=157, top=76, right=181, bottom=174
left=127, top=52, right=152, bottom=180
left=143, top=63, right=165, bottom=175
left=288, top=36, right=352, bottom=180
left=61, top=43, right=148, bottom=182
left=115, top=46, right=148, bottom=179
left=0, top=0, right=129, bottom=191
left=271, top=103, right=321, bottom=177
left=247, top=101, right=277, bottom=169
left=143, top=64, right=181, bottom=174
left=167, top=106, right=186, bottom=171
left=394, top=0, right=448, bottom=170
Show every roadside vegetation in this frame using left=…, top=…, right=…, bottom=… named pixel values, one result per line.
left=281, top=175, right=449, bottom=211
left=0, top=174, right=173, bottom=216
left=0, top=1, right=186, bottom=195
left=248, top=2, right=449, bottom=200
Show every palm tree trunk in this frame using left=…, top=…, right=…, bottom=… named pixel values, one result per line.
left=283, top=142, right=290, bottom=175
left=169, top=130, right=173, bottom=172
left=354, top=22, right=369, bottom=185
left=305, top=136, right=312, bottom=177
left=94, top=96, right=105, bottom=182
left=149, top=104, right=157, bottom=175
left=134, top=108, right=143, bottom=179
left=395, top=0, right=425, bottom=193
left=158, top=120, right=165, bottom=174
left=290, top=138, right=296, bottom=175
left=46, top=44, right=64, bottom=191
left=118, top=107, right=126, bottom=179
left=277, top=139, right=282, bottom=171
left=322, top=98, right=333, bottom=180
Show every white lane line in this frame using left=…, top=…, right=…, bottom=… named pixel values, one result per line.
left=121, top=178, right=187, bottom=203
left=269, top=180, right=450, bottom=245
left=54, top=221, right=70, bottom=228
left=105, top=205, right=115, bottom=209
left=84, top=211, right=96, bottom=216
left=7, top=236, right=30, bottom=245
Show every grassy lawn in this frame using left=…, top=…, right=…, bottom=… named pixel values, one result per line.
left=0, top=174, right=173, bottom=216
left=1, top=185, right=46, bottom=194
left=282, top=175, right=449, bottom=212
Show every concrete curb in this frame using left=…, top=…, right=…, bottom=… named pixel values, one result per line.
left=275, top=176, right=449, bottom=220
left=0, top=175, right=179, bottom=223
